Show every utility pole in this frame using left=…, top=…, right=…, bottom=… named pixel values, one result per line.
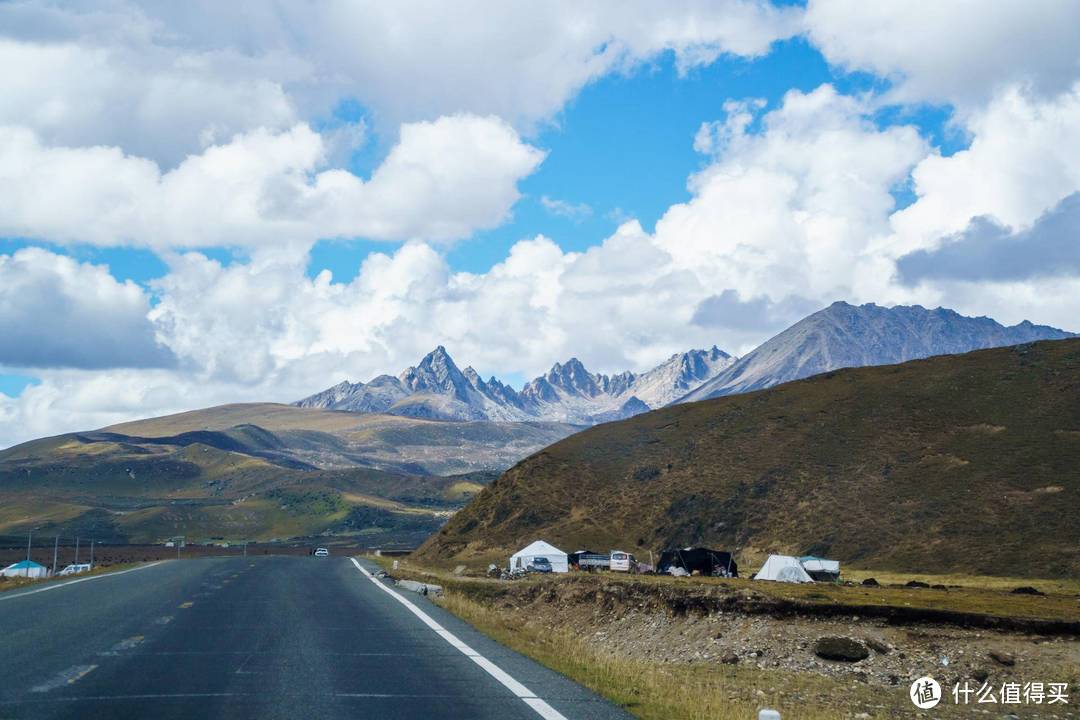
left=243, top=541, right=248, bottom=558
left=74, top=536, right=80, bottom=565
left=52, top=535, right=59, bottom=576
left=26, top=530, right=32, bottom=563
left=90, top=540, right=94, bottom=568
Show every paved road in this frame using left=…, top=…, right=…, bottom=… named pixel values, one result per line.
left=0, top=556, right=632, bottom=720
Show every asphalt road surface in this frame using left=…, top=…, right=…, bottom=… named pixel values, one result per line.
left=0, top=556, right=632, bottom=720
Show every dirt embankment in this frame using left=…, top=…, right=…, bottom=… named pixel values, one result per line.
left=441, top=575, right=1080, bottom=693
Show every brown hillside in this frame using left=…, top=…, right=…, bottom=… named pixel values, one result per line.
left=417, top=339, right=1080, bottom=578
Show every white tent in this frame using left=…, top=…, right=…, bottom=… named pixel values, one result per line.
left=754, top=555, right=813, bottom=583
left=799, top=556, right=841, bottom=581
left=509, top=540, right=568, bottom=573
left=1, top=560, right=49, bottom=578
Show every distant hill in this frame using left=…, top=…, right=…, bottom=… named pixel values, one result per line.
left=680, top=301, right=1073, bottom=402
left=101, top=402, right=578, bottom=476
left=0, top=403, right=577, bottom=545
left=417, top=339, right=1080, bottom=578
left=296, top=345, right=734, bottom=424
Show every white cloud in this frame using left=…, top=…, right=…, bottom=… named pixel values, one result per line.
left=540, top=196, right=593, bottom=222
left=0, top=114, right=544, bottom=249
left=0, top=248, right=172, bottom=370
left=806, top=0, right=1080, bottom=110
left=0, top=38, right=301, bottom=167
left=136, top=86, right=930, bottom=392
left=872, top=82, right=1080, bottom=332
left=888, top=83, right=1080, bottom=255
left=661, top=86, right=927, bottom=301
left=6, top=77, right=1080, bottom=447
left=0, top=1, right=801, bottom=161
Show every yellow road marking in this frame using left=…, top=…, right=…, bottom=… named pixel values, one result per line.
left=179, top=601, right=194, bottom=608
left=69, top=665, right=97, bottom=684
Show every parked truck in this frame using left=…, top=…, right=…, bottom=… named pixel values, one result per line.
left=574, top=553, right=610, bottom=571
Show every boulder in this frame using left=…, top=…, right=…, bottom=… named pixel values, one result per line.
left=719, top=652, right=740, bottom=665
left=860, top=577, right=879, bottom=587
left=1011, top=586, right=1045, bottom=596
left=905, top=580, right=930, bottom=589
left=814, top=636, right=870, bottom=662
left=989, top=650, right=1015, bottom=667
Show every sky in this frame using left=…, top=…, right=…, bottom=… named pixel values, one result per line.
left=2, top=0, right=1080, bottom=447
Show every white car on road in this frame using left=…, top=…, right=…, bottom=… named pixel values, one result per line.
left=313, top=547, right=329, bottom=557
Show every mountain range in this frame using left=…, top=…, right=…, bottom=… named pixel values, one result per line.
left=1, top=300, right=1072, bottom=546
left=296, top=345, right=734, bottom=424
left=681, top=301, right=1074, bottom=402
left=297, top=302, right=1073, bottom=421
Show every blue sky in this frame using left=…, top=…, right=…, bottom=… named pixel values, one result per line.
left=1, top=1, right=1078, bottom=446
left=0, top=34, right=967, bottom=294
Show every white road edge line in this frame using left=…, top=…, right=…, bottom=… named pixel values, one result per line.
left=0, top=561, right=167, bottom=602
left=350, top=557, right=569, bottom=720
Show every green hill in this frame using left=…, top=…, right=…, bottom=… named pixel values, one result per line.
left=0, top=403, right=577, bottom=545
left=417, top=339, right=1080, bottom=578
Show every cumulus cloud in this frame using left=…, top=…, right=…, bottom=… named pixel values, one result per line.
left=0, top=115, right=544, bottom=249
left=0, top=1, right=801, bottom=159
left=0, top=248, right=173, bottom=369
left=887, top=84, right=1080, bottom=255
left=897, top=192, right=1080, bottom=284
left=0, top=38, right=299, bottom=167
left=133, top=86, right=929, bottom=392
left=806, top=0, right=1080, bottom=110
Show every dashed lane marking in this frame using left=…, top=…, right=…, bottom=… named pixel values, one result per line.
left=31, top=665, right=98, bottom=693
left=350, top=558, right=568, bottom=720
left=99, top=636, right=145, bottom=656
left=178, top=601, right=194, bottom=609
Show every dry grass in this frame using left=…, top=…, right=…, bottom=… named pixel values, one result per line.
left=842, top=568, right=1080, bottom=597
left=435, top=590, right=981, bottom=720
left=371, top=555, right=1080, bottom=718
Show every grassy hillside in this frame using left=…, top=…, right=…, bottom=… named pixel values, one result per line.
left=0, top=403, right=576, bottom=545
left=417, top=339, right=1080, bottom=578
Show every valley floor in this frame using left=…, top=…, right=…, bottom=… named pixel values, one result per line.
left=377, top=559, right=1080, bottom=719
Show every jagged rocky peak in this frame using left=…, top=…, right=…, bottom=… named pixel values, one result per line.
left=543, top=357, right=604, bottom=397
left=399, top=345, right=470, bottom=399
left=296, top=342, right=737, bottom=425
left=463, top=366, right=484, bottom=389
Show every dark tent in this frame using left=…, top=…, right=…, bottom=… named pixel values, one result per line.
left=657, top=547, right=738, bottom=577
